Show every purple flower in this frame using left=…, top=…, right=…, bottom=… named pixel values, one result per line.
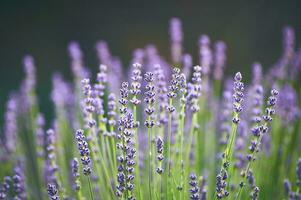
left=51, top=73, right=74, bottom=108
left=110, top=57, right=124, bottom=95
left=251, top=63, right=262, bottom=85
left=189, top=173, right=200, bottom=200
left=250, top=186, right=259, bottom=200
left=23, top=55, right=36, bottom=91
left=36, top=113, right=45, bottom=158
left=80, top=78, right=100, bottom=130
left=131, top=49, right=145, bottom=67
left=119, top=82, right=129, bottom=115
left=198, top=35, right=212, bottom=75
left=284, top=179, right=291, bottom=197
left=232, top=72, right=244, bottom=124
left=95, top=64, right=108, bottom=98
left=13, top=165, right=27, bottom=199
left=44, top=129, right=59, bottom=185
left=144, top=72, right=156, bottom=128
left=262, top=89, right=278, bottom=124
left=20, top=55, right=37, bottom=110
left=213, top=41, right=227, bottom=80
left=130, top=63, right=142, bottom=106
left=0, top=176, right=11, bottom=199
left=277, top=84, right=300, bottom=125
left=75, top=129, right=92, bottom=176
left=96, top=40, right=112, bottom=66
left=96, top=40, right=123, bottom=94
left=282, top=26, right=295, bottom=61
left=218, top=89, right=232, bottom=146
left=71, top=158, right=81, bottom=191
left=156, top=137, right=164, bottom=174
left=187, top=66, right=202, bottom=113
left=169, top=17, right=183, bottom=63
left=290, top=47, right=301, bottom=79
left=215, top=168, right=229, bottom=199
left=47, top=184, right=60, bottom=200
left=3, top=94, right=18, bottom=154
left=116, top=111, right=136, bottom=198
left=68, top=41, right=83, bottom=61
left=144, top=44, right=171, bottom=78
left=251, top=85, right=264, bottom=124
left=154, top=64, right=168, bottom=126
left=107, top=93, right=117, bottom=135
left=182, top=54, right=193, bottom=79
left=167, top=68, right=181, bottom=113
left=68, top=42, right=87, bottom=80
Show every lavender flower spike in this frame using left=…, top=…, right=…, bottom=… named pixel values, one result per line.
left=169, top=17, right=183, bottom=63
left=0, top=177, right=11, bottom=200
left=71, top=158, right=81, bottom=191
left=68, top=41, right=86, bottom=80
left=189, top=173, right=200, bottom=200
left=251, top=62, right=262, bottom=85
left=144, top=72, right=156, bottom=128
left=116, top=111, right=136, bottom=199
left=154, top=64, right=168, bottom=127
left=130, top=63, right=142, bottom=106
left=75, top=129, right=92, bottom=176
left=232, top=72, right=244, bottom=124
left=107, top=93, right=117, bottom=136
left=13, top=165, right=27, bottom=199
left=283, top=179, right=291, bottom=197
left=44, top=129, right=59, bottom=185
left=213, top=41, right=227, bottom=80
left=47, top=183, right=60, bottom=200
left=156, top=137, right=164, bottom=174
left=282, top=26, right=295, bottom=60
left=187, top=65, right=202, bottom=113
left=198, top=35, right=212, bottom=76
left=4, top=94, right=18, bottom=154
left=182, top=53, right=193, bottom=79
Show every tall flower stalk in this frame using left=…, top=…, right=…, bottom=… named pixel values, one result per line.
left=144, top=72, right=156, bottom=199
left=75, top=129, right=94, bottom=200
left=130, top=63, right=143, bottom=199
left=214, top=72, right=244, bottom=199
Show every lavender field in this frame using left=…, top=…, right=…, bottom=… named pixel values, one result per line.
left=0, top=17, right=301, bottom=200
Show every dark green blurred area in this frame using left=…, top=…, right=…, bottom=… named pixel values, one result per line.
left=0, top=0, right=300, bottom=125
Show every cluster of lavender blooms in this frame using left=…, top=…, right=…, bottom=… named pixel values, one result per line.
left=0, top=18, right=301, bottom=200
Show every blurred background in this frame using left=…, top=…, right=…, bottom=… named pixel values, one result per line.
left=0, top=0, right=300, bottom=123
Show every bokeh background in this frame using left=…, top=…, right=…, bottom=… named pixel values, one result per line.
left=0, top=0, right=301, bottom=124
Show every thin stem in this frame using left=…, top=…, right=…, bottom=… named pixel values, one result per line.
left=164, top=98, right=173, bottom=200
left=87, top=176, right=95, bottom=200
left=76, top=190, right=83, bottom=200
left=235, top=123, right=267, bottom=200
left=148, top=115, right=153, bottom=200
left=184, top=113, right=197, bottom=198
left=133, top=105, right=142, bottom=199
left=213, top=113, right=239, bottom=200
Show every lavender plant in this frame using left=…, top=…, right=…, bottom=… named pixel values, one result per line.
left=0, top=18, right=301, bottom=200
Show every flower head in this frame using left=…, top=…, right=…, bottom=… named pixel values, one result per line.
left=75, top=129, right=92, bottom=176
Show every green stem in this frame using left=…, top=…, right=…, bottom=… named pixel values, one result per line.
left=87, top=176, right=95, bottom=200
left=148, top=115, right=153, bottom=200
left=133, top=105, right=142, bottom=199
left=183, top=113, right=197, bottom=199
left=76, top=189, right=83, bottom=200
left=234, top=123, right=268, bottom=200
left=164, top=98, right=173, bottom=200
